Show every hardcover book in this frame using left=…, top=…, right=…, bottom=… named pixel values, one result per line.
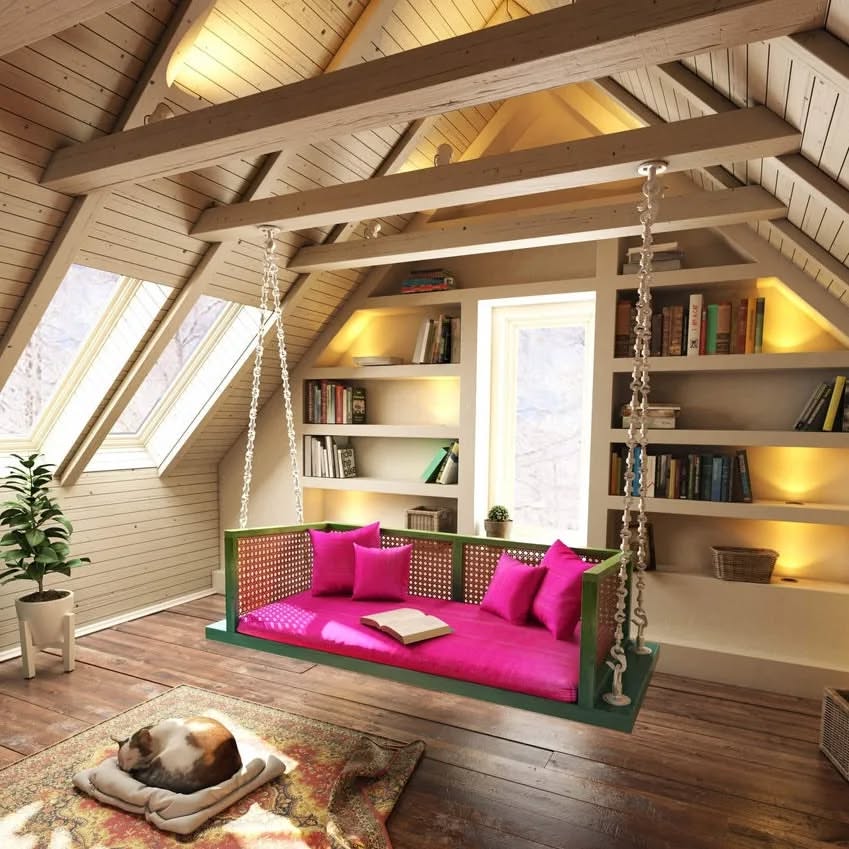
left=687, top=294, right=703, bottom=357
left=360, top=608, right=453, bottom=645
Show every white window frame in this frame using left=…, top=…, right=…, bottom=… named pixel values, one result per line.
left=483, top=291, right=596, bottom=545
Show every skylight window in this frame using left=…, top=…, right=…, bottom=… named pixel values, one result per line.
left=111, top=295, right=229, bottom=434
left=0, top=266, right=121, bottom=437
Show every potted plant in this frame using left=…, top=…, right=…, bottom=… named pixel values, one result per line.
left=0, top=454, right=89, bottom=672
left=484, top=505, right=512, bottom=539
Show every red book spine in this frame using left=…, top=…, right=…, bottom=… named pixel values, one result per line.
left=335, top=384, right=344, bottom=424
left=320, top=379, right=328, bottom=424
left=736, top=299, right=748, bottom=354
left=699, top=307, right=707, bottom=355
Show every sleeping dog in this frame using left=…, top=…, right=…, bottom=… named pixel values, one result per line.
left=114, top=716, right=242, bottom=794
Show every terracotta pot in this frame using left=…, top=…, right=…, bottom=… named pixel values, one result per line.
left=15, top=590, right=74, bottom=648
left=484, top=520, right=512, bottom=539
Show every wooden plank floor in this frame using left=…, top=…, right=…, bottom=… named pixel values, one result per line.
left=1, top=596, right=847, bottom=848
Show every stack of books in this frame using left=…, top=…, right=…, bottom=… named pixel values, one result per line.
left=303, top=381, right=366, bottom=424
left=303, top=435, right=357, bottom=478
left=621, top=241, right=684, bottom=274
left=411, top=314, right=460, bottom=364
left=400, top=268, right=456, bottom=294
left=610, top=446, right=753, bottom=502
left=793, top=376, right=848, bottom=431
left=621, top=404, right=680, bottom=429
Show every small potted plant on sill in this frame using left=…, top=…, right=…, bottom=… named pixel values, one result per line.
left=484, top=505, right=512, bottom=539
left=1, top=453, right=89, bottom=677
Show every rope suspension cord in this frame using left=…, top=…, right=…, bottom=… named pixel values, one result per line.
left=238, top=227, right=304, bottom=530
left=604, top=160, right=666, bottom=706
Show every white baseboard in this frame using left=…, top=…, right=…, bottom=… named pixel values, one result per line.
left=0, top=587, right=216, bottom=663
left=655, top=638, right=849, bottom=700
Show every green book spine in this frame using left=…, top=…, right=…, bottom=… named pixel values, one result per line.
left=705, top=304, right=719, bottom=355
left=754, top=297, right=765, bottom=353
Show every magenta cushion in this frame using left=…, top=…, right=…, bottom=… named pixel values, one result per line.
left=480, top=553, right=546, bottom=624
left=352, top=543, right=412, bottom=601
left=238, top=590, right=581, bottom=702
left=531, top=539, right=592, bottom=640
left=309, top=522, right=381, bottom=596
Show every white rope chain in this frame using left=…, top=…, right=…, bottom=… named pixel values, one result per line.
left=238, top=228, right=304, bottom=529
left=604, top=162, right=663, bottom=705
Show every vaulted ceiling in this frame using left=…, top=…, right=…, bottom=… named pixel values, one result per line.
left=2, top=0, right=848, bottom=478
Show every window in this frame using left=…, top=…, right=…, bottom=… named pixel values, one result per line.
left=482, top=293, right=595, bottom=545
left=0, top=266, right=121, bottom=438
left=111, top=295, right=229, bottom=434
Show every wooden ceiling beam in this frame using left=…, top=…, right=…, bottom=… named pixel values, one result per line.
left=40, top=0, right=827, bottom=195
left=0, top=0, right=128, bottom=56
left=286, top=186, right=785, bottom=272
left=190, top=107, right=799, bottom=241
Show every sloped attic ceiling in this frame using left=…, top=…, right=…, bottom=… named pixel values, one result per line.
left=3, top=0, right=848, bottom=479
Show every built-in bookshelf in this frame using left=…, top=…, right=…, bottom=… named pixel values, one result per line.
left=605, top=266, right=849, bottom=587
left=296, top=297, right=465, bottom=527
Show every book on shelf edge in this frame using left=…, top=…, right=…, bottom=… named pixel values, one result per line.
left=686, top=294, right=702, bottom=356
left=745, top=298, right=757, bottom=354
left=736, top=449, right=753, bottom=503
left=823, top=376, right=847, bottom=431
left=360, top=608, right=453, bottom=645
left=754, top=297, right=765, bottom=353
left=351, top=387, right=366, bottom=424
left=794, top=381, right=829, bottom=430
left=421, top=446, right=450, bottom=482
left=705, top=303, right=719, bottom=355
left=735, top=299, right=748, bottom=354
left=716, top=302, right=732, bottom=355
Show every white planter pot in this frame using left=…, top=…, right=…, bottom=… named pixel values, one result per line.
left=15, top=590, right=74, bottom=648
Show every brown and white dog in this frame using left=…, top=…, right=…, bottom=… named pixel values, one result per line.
left=114, top=716, right=242, bottom=794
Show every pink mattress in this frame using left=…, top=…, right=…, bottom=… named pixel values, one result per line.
left=238, top=591, right=581, bottom=703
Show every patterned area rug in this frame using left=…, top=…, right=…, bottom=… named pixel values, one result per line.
left=0, top=685, right=424, bottom=848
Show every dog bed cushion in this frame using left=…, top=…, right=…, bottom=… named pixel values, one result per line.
left=72, top=754, right=285, bottom=835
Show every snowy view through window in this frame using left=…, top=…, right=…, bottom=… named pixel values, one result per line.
left=514, top=324, right=587, bottom=538
left=112, top=295, right=228, bottom=434
left=0, top=266, right=121, bottom=437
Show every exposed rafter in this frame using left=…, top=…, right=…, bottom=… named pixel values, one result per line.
left=191, top=107, right=799, bottom=241
left=40, top=0, right=827, bottom=195
left=59, top=0, right=407, bottom=484
left=287, top=187, right=786, bottom=272
left=0, top=0, right=128, bottom=56
left=0, top=0, right=218, bottom=394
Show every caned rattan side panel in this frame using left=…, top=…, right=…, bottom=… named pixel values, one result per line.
left=382, top=532, right=453, bottom=599
left=237, top=531, right=312, bottom=616
left=821, top=688, right=849, bottom=782
left=462, top=543, right=546, bottom=604
left=595, top=571, right=619, bottom=667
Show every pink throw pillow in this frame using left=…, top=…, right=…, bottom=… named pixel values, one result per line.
left=531, top=539, right=591, bottom=640
left=352, top=543, right=413, bottom=601
left=309, top=522, right=381, bottom=595
left=480, top=552, right=546, bottom=625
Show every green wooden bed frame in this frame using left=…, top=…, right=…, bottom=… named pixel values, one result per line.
left=206, top=523, right=658, bottom=732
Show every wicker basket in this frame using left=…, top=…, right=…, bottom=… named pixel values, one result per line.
left=711, top=546, right=778, bottom=583
left=405, top=507, right=456, bottom=533
left=821, top=688, right=849, bottom=782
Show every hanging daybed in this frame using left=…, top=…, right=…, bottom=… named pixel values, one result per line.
left=207, top=160, right=667, bottom=733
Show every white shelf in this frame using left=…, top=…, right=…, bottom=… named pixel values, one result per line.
left=604, top=495, right=849, bottom=524
left=611, top=350, right=849, bottom=373
left=648, top=570, right=849, bottom=595
left=614, top=262, right=763, bottom=289
left=302, top=424, right=458, bottom=438
left=363, top=291, right=462, bottom=311
left=303, top=364, right=460, bottom=380
left=607, top=429, right=849, bottom=447
left=302, top=476, right=458, bottom=497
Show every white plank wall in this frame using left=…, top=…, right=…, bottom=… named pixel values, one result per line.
left=0, top=464, right=218, bottom=653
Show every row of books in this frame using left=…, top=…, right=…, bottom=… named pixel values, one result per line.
left=400, top=267, right=457, bottom=294
left=621, top=241, right=684, bottom=275
left=614, top=295, right=765, bottom=358
left=303, top=381, right=366, bottom=425
left=411, top=314, right=460, bottom=364
left=610, top=447, right=753, bottom=502
left=303, top=435, right=357, bottom=478
left=793, top=376, right=848, bottom=432
left=421, top=441, right=459, bottom=485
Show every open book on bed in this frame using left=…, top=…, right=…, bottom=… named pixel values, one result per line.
left=360, top=608, right=453, bottom=645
